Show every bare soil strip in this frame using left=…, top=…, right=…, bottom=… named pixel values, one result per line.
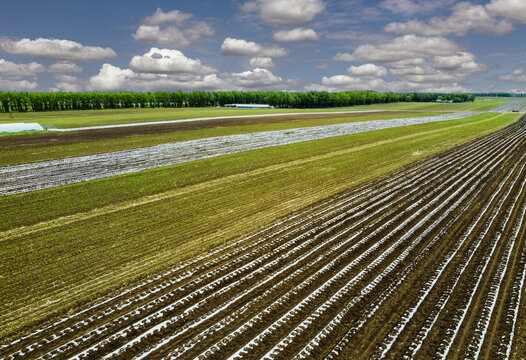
left=0, top=112, right=478, bottom=196
left=1, top=116, right=524, bottom=359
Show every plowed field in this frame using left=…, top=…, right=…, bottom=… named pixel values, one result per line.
left=1, top=116, right=525, bottom=359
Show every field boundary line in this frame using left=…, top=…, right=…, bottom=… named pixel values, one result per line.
left=0, top=113, right=508, bottom=241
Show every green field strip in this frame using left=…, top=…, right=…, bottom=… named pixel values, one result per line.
left=0, top=112, right=509, bottom=232
left=1, top=111, right=442, bottom=167
left=0, top=100, right=504, bottom=129
left=0, top=112, right=519, bottom=339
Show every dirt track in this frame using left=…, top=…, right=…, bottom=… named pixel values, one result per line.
left=0, top=112, right=478, bottom=196
left=1, top=116, right=525, bottom=359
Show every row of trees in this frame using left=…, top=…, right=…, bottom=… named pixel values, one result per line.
left=0, top=91, right=475, bottom=113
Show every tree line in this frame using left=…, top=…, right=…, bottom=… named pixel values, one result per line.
left=0, top=91, right=476, bottom=113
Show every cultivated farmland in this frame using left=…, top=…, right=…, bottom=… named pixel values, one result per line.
left=1, top=112, right=525, bottom=359
left=0, top=111, right=478, bottom=196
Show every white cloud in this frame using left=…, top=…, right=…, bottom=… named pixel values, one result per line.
left=142, top=8, right=192, bottom=26
left=322, top=35, right=486, bottom=93
left=315, top=63, right=329, bottom=69
left=249, top=57, right=275, bottom=68
left=273, top=28, right=319, bottom=42
left=387, top=52, right=487, bottom=84
left=230, top=68, right=291, bottom=89
left=347, top=64, right=388, bottom=78
left=0, top=37, right=116, bottom=61
left=0, top=77, right=38, bottom=90
left=499, top=68, right=526, bottom=83
left=129, top=48, right=216, bottom=75
left=240, top=0, right=325, bottom=25
left=48, top=61, right=83, bottom=73
left=432, top=52, right=488, bottom=73
left=89, top=64, right=135, bottom=91
left=334, top=35, right=461, bottom=63
left=308, top=77, right=469, bottom=93
left=487, top=0, right=526, bottom=23
left=384, top=2, right=514, bottom=36
left=88, top=63, right=226, bottom=92
left=132, top=8, right=214, bottom=47
left=320, top=75, right=388, bottom=90
left=380, top=0, right=456, bottom=16
left=388, top=58, right=427, bottom=68
left=0, top=58, right=45, bottom=76
left=51, top=74, right=84, bottom=92
left=221, top=37, right=289, bottom=57
left=133, top=25, right=191, bottom=47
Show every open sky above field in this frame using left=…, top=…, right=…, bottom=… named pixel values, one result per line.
left=0, top=0, right=525, bottom=93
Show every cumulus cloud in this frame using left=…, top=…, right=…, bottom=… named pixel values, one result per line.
left=320, top=35, right=486, bottom=94
left=384, top=2, right=514, bottom=36
left=311, top=63, right=389, bottom=91
left=132, top=8, right=214, bottom=47
left=432, top=52, right=488, bottom=73
left=221, top=37, right=289, bottom=57
left=273, top=28, right=319, bottom=42
left=240, top=0, right=325, bottom=25
left=142, top=8, right=193, bottom=26
left=0, top=37, right=116, bottom=61
left=89, top=64, right=135, bottom=91
left=48, top=61, right=83, bottom=73
left=0, top=58, right=45, bottom=76
left=334, top=35, right=461, bottom=63
left=133, top=25, right=192, bottom=47
left=499, top=68, right=526, bottom=83
left=487, top=0, right=526, bottom=23
left=249, top=57, right=275, bottom=68
left=347, top=64, right=388, bottom=78
left=230, top=68, right=292, bottom=89
left=88, top=63, right=226, bottom=92
left=308, top=77, right=469, bottom=93
left=129, top=48, right=216, bottom=75
left=0, top=77, right=38, bottom=90
left=320, top=75, right=388, bottom=90
left=51, top=74, right=84, bottom=92
left=388, top=52, right=487, bottom=84
left=380, top=0, right=456, bottom=16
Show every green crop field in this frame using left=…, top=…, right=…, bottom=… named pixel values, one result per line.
left=0, top=99, right=504, bottom=129
left=1, top=111, right=443, bottom=166
left=0, top=111, right=519, bottom=340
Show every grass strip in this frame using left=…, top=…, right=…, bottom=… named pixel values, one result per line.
left=0, top=100, right=504, bottom=128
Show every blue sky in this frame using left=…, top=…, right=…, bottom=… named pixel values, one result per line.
left=0, top=0, right=525, bottom=93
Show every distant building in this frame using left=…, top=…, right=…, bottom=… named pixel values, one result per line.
left=224, top=104, right=273, bottom=109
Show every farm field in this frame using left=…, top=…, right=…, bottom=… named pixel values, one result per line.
left=0, top=99, right=505, bottom=129
left=1, top=101, right=524, bottom=356
left=0, top=111, right=442, bottom=167
left=0, top=111, right=480, bottom=195
left=0, top=112, right=525, bottom=359
left=491, top=100, right=526, bottom=113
